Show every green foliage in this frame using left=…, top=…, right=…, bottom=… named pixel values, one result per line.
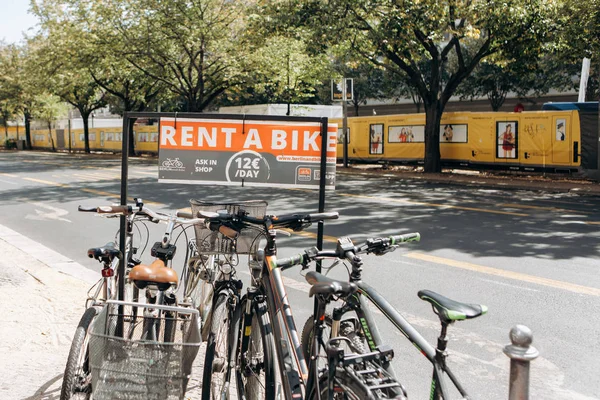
left=273, top=0, right=558, bottom=171
left=80, top=0, right=256, bottom=112
left=549, top=0, right=600, bottom=101
left=0, top=42, right=45, bottom=149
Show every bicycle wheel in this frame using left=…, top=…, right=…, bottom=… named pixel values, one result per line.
left=300, top=314, right=366, bottom=363
left=236, top=298, right=275, bottom=400
left=60, top=306, right=101, bottom=400
left=309, top=367, right=378, bottom=400
left=202, top=293, right=230, bottom=400
left=303, top=315, right=406, bottom=399
left=308, top=368, right=369, bottom=400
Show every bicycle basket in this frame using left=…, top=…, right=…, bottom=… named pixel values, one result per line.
left=89, top=300, right=201, bottom=400
left=190, top=199, right=268, bottom=255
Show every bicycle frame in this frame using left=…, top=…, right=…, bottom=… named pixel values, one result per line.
left=242, top=227, right=309, bottom=399
left=336, top=281, right=470, bottom=399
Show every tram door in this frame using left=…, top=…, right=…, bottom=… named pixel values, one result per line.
left=495, top=120, right=519, bottom=164
left=551, top=115, right=571, bottom=164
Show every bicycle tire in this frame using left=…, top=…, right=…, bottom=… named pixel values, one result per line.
left=308, top=368, right=366, bottom=400
left=235, top=298, right=276, bottom=400
left=302, top=314, right=406, bottom=399
left=202, top=293, right=230, bottom=400
left=60, top=306, right=100, bottom=400
left=300, top=314, right=366, bottom=364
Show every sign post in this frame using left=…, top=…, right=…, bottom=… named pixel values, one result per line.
left=332, top=78, right=353, bottom=167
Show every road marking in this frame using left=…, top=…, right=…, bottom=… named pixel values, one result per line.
left=499, top=203, right=591, bottom=214
left=79, top=188, right=163, bottom=206
left=134, top=170, right=159, bottom=176
left=478, top=278, right=540, bottom=292
left=339, top=193, right=528, bottom=217
left=280, top=228, right=339, bottom=243
left=0, top=173, right=17, bottom=178
left=22, top=160, right=66, bottom=167
left=405, top=252, right=600, bottom=297
left=73, top=172, right=119, bottom=180
left=23, top=177, right=68, bottom=187
left=25, top=202, right=72, bottom=223
left=585, top=221, right=600, bottom=225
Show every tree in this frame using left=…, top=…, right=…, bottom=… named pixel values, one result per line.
left=0, top=43, right=40, bottom=150
left=86, top=47, right=163, bottom=156
left=30, top=3, right=106, bottom=153
left=36, top=93, right=69, bottom=151
left=275, top=0, right=557, bottom=172
left=244, top=35, right=331, bottom=114
left=456, top=57, right=533, bottom=111
left=332, top=55, right=399, bottom=116
left=89, top=0, right=254, bottom=113
left=553, top=0, right=600, bottom=102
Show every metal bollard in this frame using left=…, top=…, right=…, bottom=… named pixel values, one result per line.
left=503, top=325, right=539, bottom=400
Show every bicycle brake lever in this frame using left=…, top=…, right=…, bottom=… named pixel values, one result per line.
left=373, top=246, right=397, bottom=256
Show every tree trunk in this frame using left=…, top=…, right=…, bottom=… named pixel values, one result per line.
left=489, top=89, right=507, bottom=112
left=82, top=114, right=91, bottom=153
left=48, top=122, right=56, bottom=152
left=128, top=117, right=137, bottom=157
left=423, top=104, right=443, bottom=173
left=24, top=111, right=32, bottom=150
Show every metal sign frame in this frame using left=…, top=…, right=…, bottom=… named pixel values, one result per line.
left=117, top=111, right=331, bottom=301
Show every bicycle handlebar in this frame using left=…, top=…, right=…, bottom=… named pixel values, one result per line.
left=78, top=204, right=205, bottom=225
left=275, top=233, right=420, bottom=269
left=192, top=208, right=339, bottom=237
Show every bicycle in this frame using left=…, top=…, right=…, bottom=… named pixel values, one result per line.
left=184, top=199, right=268, bottom=400
left=279, top=233, right=488, bottom=400
left=61, top=200, right=203, bottom=400
left=60, top=199, right=151, bottom=400
left=193, top=206, right=347, bottom=399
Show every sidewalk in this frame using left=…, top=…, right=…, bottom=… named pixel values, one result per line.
left=338, top=165, right=600, bottom=195
left=0, top=225, right=205, bottom=400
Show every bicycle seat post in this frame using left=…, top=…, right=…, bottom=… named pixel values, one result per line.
left=436, top=321, right=450, bottom=358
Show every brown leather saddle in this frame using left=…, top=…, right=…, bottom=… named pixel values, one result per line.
left=128, top=259, right=178, bottom=291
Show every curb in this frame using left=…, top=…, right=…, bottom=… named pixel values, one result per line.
left=0, top=224, right=98, bottom=285
left=336, top=167, right=600, bottom=195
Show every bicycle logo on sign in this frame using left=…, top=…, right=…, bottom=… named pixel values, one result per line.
left=160, top=157, right=185, bottom=171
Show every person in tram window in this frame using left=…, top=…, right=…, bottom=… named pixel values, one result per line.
left=499, top=123, right=515, bottom=158
left=443, top=124, right=454, bottom=141
left=556, top=122, right=565, bottom=141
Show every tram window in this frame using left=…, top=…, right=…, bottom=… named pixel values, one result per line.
left=496, top=121, right=518, bottom=159
left=337, top=127, right=350, bottom=144
left=555, top=119, right=566, bottom=141
left=440, top=124, right=468, bottom=143
left=389, top=125, right=423, bottom=143
left=369, top=124, right=384, bottom=154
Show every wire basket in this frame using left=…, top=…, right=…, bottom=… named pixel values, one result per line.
left=89, top=300, right=201, bottom=400
left=190, top=199, right=268, bottom=255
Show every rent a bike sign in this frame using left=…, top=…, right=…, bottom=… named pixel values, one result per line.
left=158, top=117, right=337, bottom=189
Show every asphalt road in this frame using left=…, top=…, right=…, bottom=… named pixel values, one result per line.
left=1, top=151, right=599, bottom=400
